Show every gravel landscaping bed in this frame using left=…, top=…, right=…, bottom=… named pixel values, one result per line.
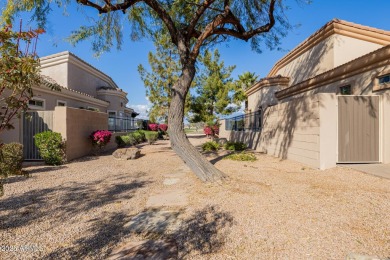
left=0, top=136, right=389, bottom=259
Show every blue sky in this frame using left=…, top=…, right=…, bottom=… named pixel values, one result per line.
left=5, top=0, right=390, bottom=118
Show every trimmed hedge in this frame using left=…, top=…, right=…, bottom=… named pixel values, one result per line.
left=115, top=135, right=136, bottom=147
left=144, top=131, right=158, bottom=144
left=132, top=130, right=146, bottom=143
left=34, top=131, right=66, bottom=165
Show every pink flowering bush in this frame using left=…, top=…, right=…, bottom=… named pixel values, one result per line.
left=90, top=130, right=112, bottom=149
left=159, top=124, right=168, bottom=132
left=148, top=123, right=159, bottom=131
left=204, top=125, right=219, bottom=136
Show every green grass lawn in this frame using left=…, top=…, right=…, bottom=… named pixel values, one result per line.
left=184, top=128, right=203, bottom=134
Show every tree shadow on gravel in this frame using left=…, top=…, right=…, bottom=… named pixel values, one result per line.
left=26, top=165, right=68, bottom=175
left=173, top=206, right=234, bottom=259
left=42, top=212, right=134, bottom=259
left=3, top=166, right=68, bottom=185
left=0, top=173, right=152, bottom=230
left=107, top=206, right=234, bottom=259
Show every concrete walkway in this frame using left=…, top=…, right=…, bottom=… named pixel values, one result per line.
left=341, top=163, right=390, bottom=179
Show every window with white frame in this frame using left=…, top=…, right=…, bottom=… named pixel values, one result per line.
left=28, top=98, right=45, bottom=110
left=57, top=100, right=67, bottom=107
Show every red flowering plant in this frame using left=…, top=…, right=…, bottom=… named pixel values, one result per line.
left=90, top=130, right=112, bottom=150
left=148, top=123, right=159, bottom=131
left=204, top=123, right=219, bottom=137
left=158, top=124, right=168, bottom=132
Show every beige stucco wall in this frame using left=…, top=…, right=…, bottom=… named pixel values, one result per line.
left=242, top=59, right=390, bottom=169
left=260, top=96, right=321, bottom=168
left=221, top=95, right=321, bottom=169
left=275, top=34, right=383, bottom=86
left=67, top=62, right=112, bottom=97
left=97, top=92, right=128, bottom=113
left=0, top=117, right=21, bottom=144
left=333, top=34, right=382, bottom=67
left=53, top=107, right=109, bottom=161
left=247, top=85, right=280, bottom=112
left=275, top=35, right=335, bottom=85
left=381, top=93, right=390, bottom=164
left=318, top=93, right=338, bottom=169
left=40, top=62, right=68, bottom=89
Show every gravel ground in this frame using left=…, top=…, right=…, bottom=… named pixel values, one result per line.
left=0, top=136, right=389, bottom=259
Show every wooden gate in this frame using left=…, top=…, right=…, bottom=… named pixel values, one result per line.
left=22, top=111, right=53, bottom=160
left=338, top=96, right=380, bottom=163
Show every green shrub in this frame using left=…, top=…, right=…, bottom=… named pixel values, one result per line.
left=34, top=131, right=66, bottom=165
left=115, top=135, right=136, bottom=147
left=0, top=143, right=24, bottom=177
left=115, top=135, right=125, bottom=147
left=130, top=130, right=145, bottom=143
left=224, top=152, right=257, bottom=162
left=202, top=141, right=220, bottom=152
left=125, top=134, right=137, bottom=145
left=144, top=131, right=158, bottom=144
left=224, top=141, right=247, bottom=151
left=136, top=130, right=146, bottom=141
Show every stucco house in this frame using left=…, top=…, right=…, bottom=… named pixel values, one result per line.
left=1, top=51, right=137, bottom=160
left=220, top=19, right=390, bottom=170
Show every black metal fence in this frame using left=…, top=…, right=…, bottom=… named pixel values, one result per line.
left=108, top=116, right=145, bottom=132
left=225, top=110, right=262, bottom=131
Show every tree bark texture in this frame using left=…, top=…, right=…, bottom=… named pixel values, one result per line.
left=168, top=65, right=227, bottom=182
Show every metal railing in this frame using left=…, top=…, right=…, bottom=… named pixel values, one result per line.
left=224, top=110, right=262, bottom=131
left=108, top=116, right=145, bottom=132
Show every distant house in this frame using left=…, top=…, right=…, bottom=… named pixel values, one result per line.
left=221, top=19, right=390, bottom=169
left=1, top=51, right=138, bottom=160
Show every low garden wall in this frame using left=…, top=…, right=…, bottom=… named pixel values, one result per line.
left=53, top=107, right=109, bottom=161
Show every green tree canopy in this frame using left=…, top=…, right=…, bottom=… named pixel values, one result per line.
left=189, top=49, right=237, bottom=123
left=138, top=33, right=180, bottom=123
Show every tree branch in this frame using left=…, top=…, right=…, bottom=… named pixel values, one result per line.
left=75, top=0, right=180, bottom=46
left=187, top=0, right=216, bottom=41
left=144, top=0, right=179, bottom=45
left=190, top=0, right=276, bottom=60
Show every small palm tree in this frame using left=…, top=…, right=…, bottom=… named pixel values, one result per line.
left=232, top=71, right=259, bottom=105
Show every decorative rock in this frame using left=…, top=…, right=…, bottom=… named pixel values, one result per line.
left=112, top=148, right=141, bottom=160
left=216, top=138, right=228, bottom=145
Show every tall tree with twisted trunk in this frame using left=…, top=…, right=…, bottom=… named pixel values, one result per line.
left=3, top=0, right=301, bottom=182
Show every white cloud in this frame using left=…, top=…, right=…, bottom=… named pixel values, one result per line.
left=129, top=104, right=150, bottom=119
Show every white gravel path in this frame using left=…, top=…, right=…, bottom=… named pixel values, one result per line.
left=0, top=136, right=389, bottom=259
